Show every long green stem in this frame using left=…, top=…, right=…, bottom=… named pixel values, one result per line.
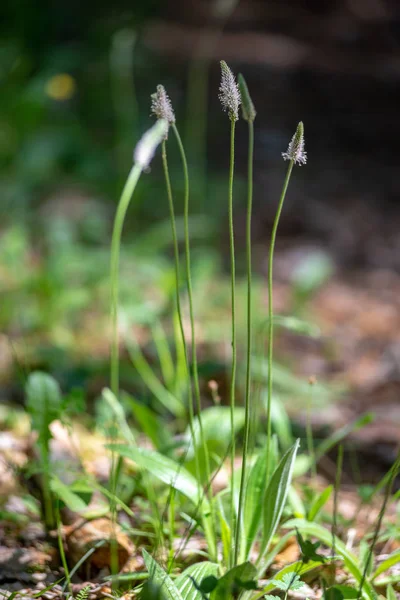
left=40, top=444, right=54, bottom=529
left=234, top=119, right=254, bottom=565
left=161, top=140, right=210, bottom=551
left=306, top=379, right=317, bottom=479
left=110, top=163, right=142, bottom=397
left=266, top=160, right=294, bottom=474
left=171, top=123, right=217, bottom=557
left=109, top=162, right=142, bottom=582
left=225, top=117, right=238, bottom=566
left=56, top=503, right=72, bottom=595
left=161, top=141, right=195, bottom=423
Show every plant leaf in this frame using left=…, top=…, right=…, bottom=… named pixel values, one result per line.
left=253, top=560, right=323, bottom=600
left=50, top=478, right=89, bottom=512
left=372, top=549, right=400, bottom=580
left=283, top=519, right=377, bottom=600
left=107, top=444, right=206, bottom=508
left=143, top=549, right=184, bottom=600
left=259, top=440, right=300, bottom=561
left=102, top=388, right=135, bottom=444
left=271, top=315, right=321, bottom=338
left=324, top=585, right=359, bottom=600
left=210, top=562, right=257, bottom=600
left=127, top=342, right=184, bottom=416
left=386, top=584, right=397, bottom=600
left=25, top=371, right=62, bottom=447
left=243, top=443, right=269, bottom=557
left=272, top=572, right=304, bottom=591
left=175, top=561, right=219, bottom=600
left=185, top=406, right=245, bottom=458
left=308, top=485, right=333, bottom=521
left=296, top=529, right=326, bottom=564
left=124, top=392, right=171, bottom=450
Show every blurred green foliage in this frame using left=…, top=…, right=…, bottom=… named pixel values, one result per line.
left=0, top=0, right=161, bottom=222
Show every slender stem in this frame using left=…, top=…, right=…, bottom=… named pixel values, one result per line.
left=161, top=141, right=195, bottom=424
left=171, top=123, right=217, bottom=557
left=161, top=140, right=204, bottom=542
left=225, top=117, right=238, bottom=566
left=167, top=488, right=176, bottom=571
left=41, top=446, right=54, bottom=529
left=110, top=163, right=142, bottom=397
left=56, top=503, right=72, bottom=594
left=109, top=162, right=142, bottom=582
left=357, top=452, right=400, bottom=600
left=306, top=380, right=317, bottom=479
left=235, top=120, right=254, bottom=565
left=332, top=443, right=343, bottom=581
left=266, top=160, right=294, bottom=474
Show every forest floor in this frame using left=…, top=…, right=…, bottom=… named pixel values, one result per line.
left=1, top=256, right=399, bottom=598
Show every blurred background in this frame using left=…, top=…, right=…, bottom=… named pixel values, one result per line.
left=1, top=0, right=400, bottom=465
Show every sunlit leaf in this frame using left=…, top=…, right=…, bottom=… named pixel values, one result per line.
left=107, top=444, right=205, bottom=507
left=143, top=549, right=183, bottom=600
left=175, top=561, right=219, bottom=600
left=259, top=440, right=300, bottom=560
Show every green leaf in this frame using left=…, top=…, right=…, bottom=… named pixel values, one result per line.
left=243, top=443, right=269, bottom=557
left=296, top=529, right=326, bottom=564
left=152, top=322, right=175, bottom=390
left=272, top=315, right=321, bottom=338
left=259, top=440, right=300, bottom=560
left=50, top=478, right=89, bottom=512
left=25, top=371, right=62, bottom=447
left=289, top=486, right=306, bottom=518
left=217, top=496, right=231, bottom=567
left=270, top=395, right=294, bottom=450
left=210, top=562, right=257, bottom=600
left=107, top=444, right=206, bottom=508
left=324, top=588, right=344, bottom=600
left=254, top=560, right=323, bottom=599
left=108, top=445, right=216, bottom=558
left=127, top=342, right=184, bottom=416
left=308, top=485, right=333, bottom=521
left=372, top=549, right=400, bottom=580
left=324, top=585, right=359, bottom=600
left=283, top=520, right=377, bottom=600
left=292, top=251, right=334, bottom=297
left=124, top=392, right=171, bottom=450
left=386, top=584, right=397, bottom=600
left=143, top=549, right=184, bottom=600
left=102, top=388, right=136, bottom=444
left=186, top=406, right=245, bottom=457
left=272, top=572, right=304, bottom=591
left=175, top=561, right=219, bottom=600
left=359, top=539, right=373, bottom=576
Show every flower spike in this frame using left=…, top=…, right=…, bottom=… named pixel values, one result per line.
left=219, top=60, right=241, bottom=122
left=282, top=121, right=307, bottom=166
left=238, top=73, right=256, bottom=123
left=150, top=84, right=175, bottom=125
